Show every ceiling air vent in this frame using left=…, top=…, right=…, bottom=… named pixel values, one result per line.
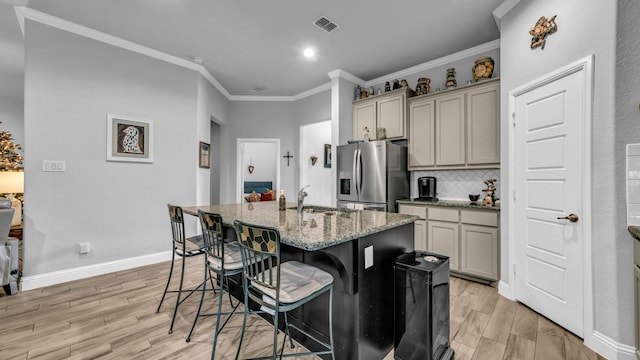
left=251, top=85, right=267, bottom=93
left=313, top=16, right=340, bottom=33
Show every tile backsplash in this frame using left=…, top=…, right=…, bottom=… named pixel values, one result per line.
left=410, top=169, right=501, bottom=200
left=627, top=144, right=640, bottom=226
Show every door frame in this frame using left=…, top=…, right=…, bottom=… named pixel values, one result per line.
left=506, top=55, right=594, bottom=343
left=236, top=138, right=281, bottom=203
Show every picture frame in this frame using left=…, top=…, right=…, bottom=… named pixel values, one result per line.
left=106, top=114, right=153, bottom=163
left=324, top=144, right=331, bottom=168
left=199, top=141, right=211, bottom=169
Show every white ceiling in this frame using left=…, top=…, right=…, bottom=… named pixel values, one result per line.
left=9, top=0, right=503, bottom=97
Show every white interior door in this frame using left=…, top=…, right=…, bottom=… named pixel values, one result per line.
left=513, top=67, right=586, bottom=337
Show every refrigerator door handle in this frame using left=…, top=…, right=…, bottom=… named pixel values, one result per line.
left=352, top=149, right=359, bottom=198
left=356, top=149, right=363, bottom=195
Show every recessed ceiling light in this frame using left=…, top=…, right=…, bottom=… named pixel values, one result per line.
left=303, top=48, right=315, bottom=59
left=191, top=56, right=204, bottom=64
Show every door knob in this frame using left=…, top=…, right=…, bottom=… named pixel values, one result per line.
left=557, top=213, right=579, bottom=223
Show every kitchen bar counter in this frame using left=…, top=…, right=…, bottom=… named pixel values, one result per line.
left=397, top=198, right=501, bottom=211
left=183, top=201, right=416, bottom=360
left=183, top=201, right=418, bottom=250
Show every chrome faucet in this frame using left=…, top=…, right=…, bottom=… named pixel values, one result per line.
left=298, top=185, right=310, bottom=213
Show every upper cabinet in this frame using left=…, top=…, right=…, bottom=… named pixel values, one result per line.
left=408, top=78, right=500, bottom=170
left=352, top=87, right=414, bottom=141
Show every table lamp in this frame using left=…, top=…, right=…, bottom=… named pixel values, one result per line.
left=0, top=171, right=24, bottom=226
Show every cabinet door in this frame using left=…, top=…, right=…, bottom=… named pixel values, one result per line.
left=435, top=93, right=465, bottom=165
left=467, top=83, right=500, bottom=164
left=460, top=224, right=498, bottom=280
left=353, top=102, right=376, bottom=141
left=428, top=220, right=459, bottom=271
left=378, top=94, right=405, bottom=139
left=414, top=219, right=427, bottom=251
left=408, top=99, right=435, bottom=168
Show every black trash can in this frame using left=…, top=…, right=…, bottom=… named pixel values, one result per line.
left=394, top=251, right=454, bottom=360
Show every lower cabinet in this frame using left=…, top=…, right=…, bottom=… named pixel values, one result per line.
left=460, top=224, right=499, bottom=280
left=398, top=202, right=500, bottom=282
left=428, top=220, right=459, bottom=271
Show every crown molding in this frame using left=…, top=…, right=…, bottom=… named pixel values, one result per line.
left=228, top=82, right=331, bottom=102
left=14, top=7, right=236, bottom=98
left=493, top=0, right=521, bottom=30
left=327, top=69, right=366, bottom=86
left=15, top=7, right=501, bottom=103
left=364, top=39, right=500, bottom=88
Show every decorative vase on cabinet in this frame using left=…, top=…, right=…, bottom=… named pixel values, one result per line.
left=472, top=56, right=495, bottom=81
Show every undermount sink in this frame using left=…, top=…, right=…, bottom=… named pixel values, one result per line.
left=288, top=206, right=349, bottom=215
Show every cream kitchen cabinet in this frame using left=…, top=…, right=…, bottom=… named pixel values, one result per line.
left=435, top=93, right=466, bottom=166
left=466, top=81, right=500, bottom=165
left=397, top=200, right=500, bottom=282
left=352, top=87, right=413, bottom=141
left=398, top=204, right=427, bottom=251
left=407, top=78, right=500, bottom=170
left=408, top=98, right=435, bottom=167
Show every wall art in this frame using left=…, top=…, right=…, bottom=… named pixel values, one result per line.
left=199, top=141, right=210, bottom=168
left=106, top=114, right=153, bottom=163
left=529, top=15, right=558, bottom=50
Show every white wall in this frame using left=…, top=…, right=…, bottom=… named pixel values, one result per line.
left=23, top=20, right=200, bottom=276
left=300, top=120, right=331, bottom=206
left=0, top=4, right=25, bottom=149
left=499, top=0, right=627, bottom=350
left=241, top=141, right=278, bottom=192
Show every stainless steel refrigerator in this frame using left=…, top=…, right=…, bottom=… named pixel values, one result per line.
left=336, top=140, right=409, bottom=212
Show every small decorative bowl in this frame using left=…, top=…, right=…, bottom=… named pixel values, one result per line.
left=469, top=194, right=480, bottom=202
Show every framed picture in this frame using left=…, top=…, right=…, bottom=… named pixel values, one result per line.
left=199, top=141, right=211, bottom=168
left=324, top=144, right=331, bottom=168
left=106, top=114, right=153, bottom=163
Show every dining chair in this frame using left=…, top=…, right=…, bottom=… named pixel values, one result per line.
left=157, top=204, right=214, bottom=334
left=186, top=210, right=245, bottom=359
left=233, top=219, right=335, bottom=360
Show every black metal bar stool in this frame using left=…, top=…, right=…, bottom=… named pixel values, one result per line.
left=233, top=219, right=335, bottom=360
left=186, top=210, right=246, bottom=359
left=157, top=204, right=214, bottom=334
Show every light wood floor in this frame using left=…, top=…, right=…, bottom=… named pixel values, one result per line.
left=0, top=257, right=606, bottom=360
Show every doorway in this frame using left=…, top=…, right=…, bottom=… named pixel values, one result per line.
left=299, top=120, right=332, bottom=206
left=236, top=138, right=280, bottom=203
left=509, top=56, right=593, bottom=338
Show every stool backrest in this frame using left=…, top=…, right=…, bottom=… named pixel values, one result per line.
left=167, top=204, right=186, bottom=247
left=197, top=210, right=225, bottom=262
left=234, top=220, right=280, bottom=292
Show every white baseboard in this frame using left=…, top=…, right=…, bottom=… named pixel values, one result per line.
left=498, top=280, right=515, bottom=300
left=20, top=251, right=172, bottom=291
left=588, top=331, right=636, bottom=360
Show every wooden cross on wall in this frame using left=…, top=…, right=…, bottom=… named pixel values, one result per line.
left=283, top=151, right=294, bottom=166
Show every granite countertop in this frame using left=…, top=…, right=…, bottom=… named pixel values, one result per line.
left=397, top=198, right=501, bottom=211
left=183, top=202, right=418, bottom=251
left=629, top=226, right=640, bottom=240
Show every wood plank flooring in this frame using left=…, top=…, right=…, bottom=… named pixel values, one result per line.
left=0, top=258, right=606, bottom=359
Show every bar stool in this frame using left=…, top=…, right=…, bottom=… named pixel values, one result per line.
left=157, top=204, right=213, bottom=334
left=186, top=210, right=245, bottom=359
left=233, top=220, right=335, bottom=360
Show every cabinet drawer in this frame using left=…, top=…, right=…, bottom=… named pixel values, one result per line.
left=428, top=208, right=459, bottom=222
left=461, top=210, right=498, bottom=227
left=398, top=205, right=426, bottom=219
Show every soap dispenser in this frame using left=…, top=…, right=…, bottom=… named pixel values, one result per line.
left=279, top=190, right=286, bottom=211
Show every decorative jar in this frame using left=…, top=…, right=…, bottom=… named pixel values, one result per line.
left=472, top=56, right=495, bottom=81
left=415, top=77, right=431, bottom=95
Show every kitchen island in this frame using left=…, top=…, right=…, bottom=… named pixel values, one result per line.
left=183, top=202, right=417, bottom=360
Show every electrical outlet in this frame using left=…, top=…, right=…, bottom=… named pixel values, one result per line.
left=364, top=245, right=373, bottom=269
left=79, top=242, right=90, bottom=254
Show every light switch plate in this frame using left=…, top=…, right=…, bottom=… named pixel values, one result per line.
left=43, top=160, right=66, bottom=172
left=364, top=246, right=373, bottom=269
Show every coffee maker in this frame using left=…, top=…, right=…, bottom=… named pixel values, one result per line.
left=417, top=176, right=437, bottom=201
